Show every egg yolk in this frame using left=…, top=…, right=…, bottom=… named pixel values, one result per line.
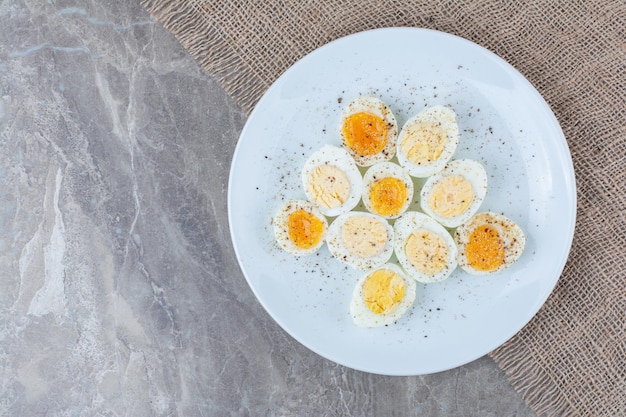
left=287, top=209, right=325, bottom=250
left=466, top=225, right=505, bottom=272
left=362, top=269, right=406, bottom=315
left=400, top=121, right=447, bottom=165
left=341, top=216, right=388, bottom=258
left=369, top=177, right=408, bottom=217
left=428, top=175, right=474, bottom=218
left=307, top=164, right=351, bottom=209
left=405, top=229, right=449, bottom=275
left=342, top=112, right=388, bottom=156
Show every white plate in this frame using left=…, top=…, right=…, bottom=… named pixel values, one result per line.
left=228, top=28, right=576, bottom=375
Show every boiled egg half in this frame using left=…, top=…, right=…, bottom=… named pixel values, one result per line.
left=301, top=145, right=363, bottom=217
left=394, top=211, right=458, bottom=283
left=273, top=199, right=328, bottom=255
left=397, top=105, right=460, bottom=178
left=326, top=211, right=394, bottom=270
left=362, top=162, right=414, bottom=219
left=455, top=212, right=526, bottom=275
left=420, top=159, right=488, bottom=228
left=350, top=263, right=417, bottom=327
left=340, top=96, right=398, bottom=166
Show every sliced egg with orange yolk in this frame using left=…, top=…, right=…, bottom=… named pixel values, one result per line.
left=362, top=162, right=414, bottom=219
left=394, top=211, right=458, bottom=283
left=455, top=212, right=526, bottom=275
left=397, top=105, right=460, bottom=177
left=273, top=199, right=328, bottom=255
left=340, top=96, right=398, bottom=166
left=326, top=211, right=394, bottom=270
left=301, top=145, right=363, bottom=217
left=350, top=263, right=416, bottom=327
left=420, top=159, right=488, bottom=228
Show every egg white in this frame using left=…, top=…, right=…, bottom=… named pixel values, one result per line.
left=273, top=199, right=328, bottom=255
left=301, top=144, right=363, bottom=217
left=396, top=105, right=460, bottom=178
left=455, top=212, right=526, bottom=275
left=393, top=211, right=458, bottom=283
left=350, top=263, right=417, bottom=327
left=362, top=162, right=414, bottom=219
left=326, top=211, right=394, bottom=270
left=420, top=159, right=488, bottom=228
left=340, top=96, right=398, bottom=167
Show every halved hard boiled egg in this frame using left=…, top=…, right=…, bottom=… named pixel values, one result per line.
left=394, top=211, right=458, bottom=283
left=340, top=96, right=398, bottom=166
left=397, top=105, right=460, bottom=178
left=362, top=162, right=414, bottom=219
left=350, top=263, right=417, bottom=327
left=455, top=212, right=526, bottom=275
left=420, top=159, right=488, bottom=228
left=326, top=211, right=394, bottom=270
left=273, top=199, right=328, bottom=255
left=301, top=145, right=363, bottom=217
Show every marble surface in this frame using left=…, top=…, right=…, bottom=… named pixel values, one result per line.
left=0, top=1, right=538, bottom=416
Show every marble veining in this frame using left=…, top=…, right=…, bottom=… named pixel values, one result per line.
left=0, top=1, right=537, bottom=416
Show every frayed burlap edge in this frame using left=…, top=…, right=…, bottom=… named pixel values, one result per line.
left=141, top=0, right=269, bottom=113
left=490, top=340, right=579, bottom=417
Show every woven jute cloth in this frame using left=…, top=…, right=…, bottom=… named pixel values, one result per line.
left=140, top=1, right=626, bottom=416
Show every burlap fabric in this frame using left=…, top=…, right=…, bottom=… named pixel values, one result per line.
left=140, top=1, right=625, bottom=416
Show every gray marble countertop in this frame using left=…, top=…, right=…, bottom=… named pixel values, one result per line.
left=1, top=1, right=538, bottom=416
